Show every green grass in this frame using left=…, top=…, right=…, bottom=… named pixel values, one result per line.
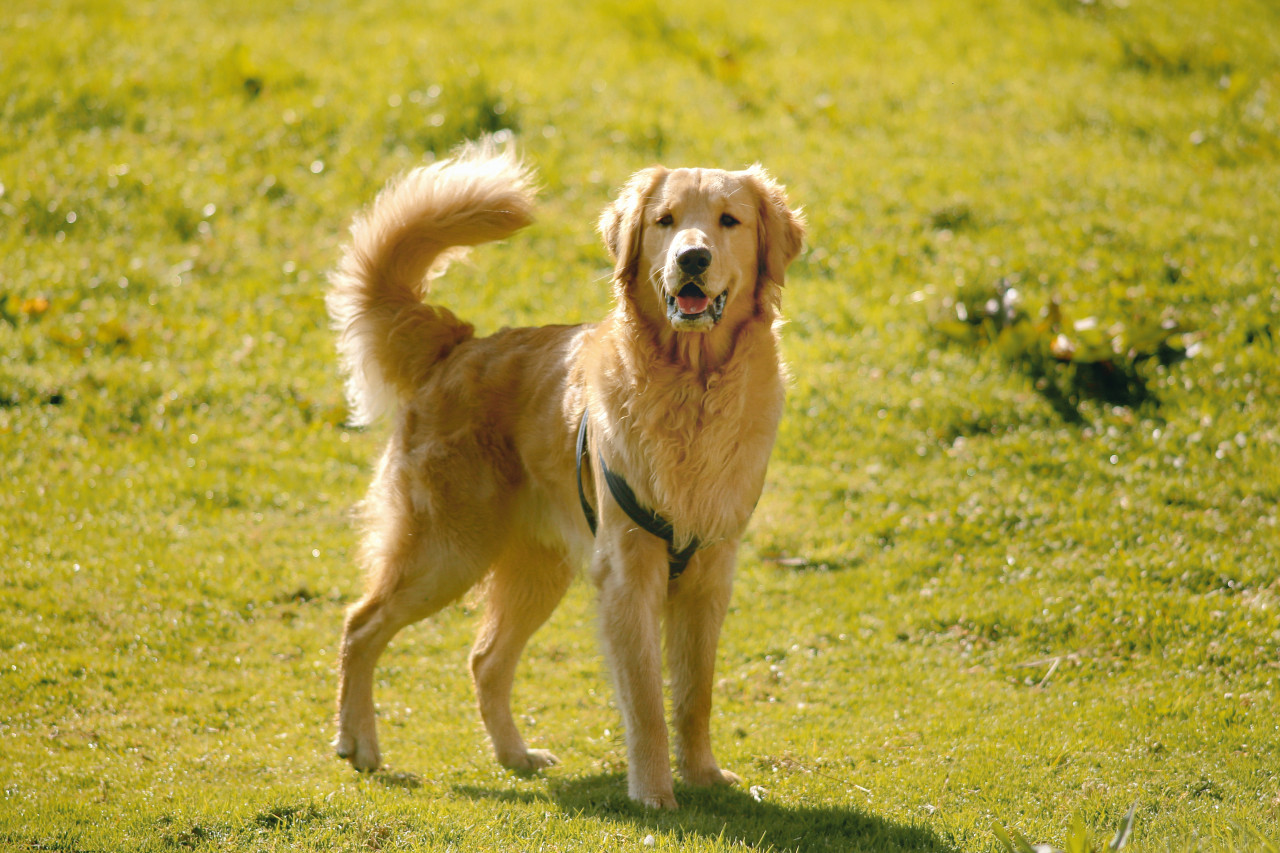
left=3, top=0, right=1280, bottom=849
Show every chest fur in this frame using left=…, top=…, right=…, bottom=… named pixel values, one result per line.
left=595, top=335, right=784, bottom=547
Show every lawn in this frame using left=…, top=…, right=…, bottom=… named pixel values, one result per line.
left=3, top=0, right=1280, bottom=850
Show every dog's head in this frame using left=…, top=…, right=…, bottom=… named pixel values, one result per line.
left=599, top=165, right=805, bottom=335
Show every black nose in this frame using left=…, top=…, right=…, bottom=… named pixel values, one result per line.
left=677, top=246, right=711, bottom=276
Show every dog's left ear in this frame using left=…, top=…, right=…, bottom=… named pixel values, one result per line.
left=745, top=166, right=805, bottom=289
left=599, top=166, right=667, bottom=284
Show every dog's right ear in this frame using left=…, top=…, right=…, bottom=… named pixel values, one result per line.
left=598, top=167, right=667, bottom=284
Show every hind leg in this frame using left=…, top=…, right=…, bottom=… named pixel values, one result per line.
left=469, top=539, right=573, bottom=771
left=334, top=522, right=500, bottom=772
left=334, top=591, right=418, bottom=772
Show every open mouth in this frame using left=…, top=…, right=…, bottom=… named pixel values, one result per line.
left=665, top=283, right=727, bottom=328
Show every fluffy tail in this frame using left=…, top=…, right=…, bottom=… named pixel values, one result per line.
left=326, top=138, right=537, bottom=425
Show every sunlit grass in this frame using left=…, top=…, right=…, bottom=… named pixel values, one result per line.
left=3, top=0, right=1280, bottom=850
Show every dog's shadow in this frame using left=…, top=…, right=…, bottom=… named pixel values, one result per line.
left=452, top=773, right=960, bottom=853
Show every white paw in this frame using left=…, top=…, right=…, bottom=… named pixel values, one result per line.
left=500, top=747, right=560, bottom=771
left=334, top=732, right=380, bottom=772
left=683, top=765, right=741, bottom=787
left=632, top=788, right=678, bottom=810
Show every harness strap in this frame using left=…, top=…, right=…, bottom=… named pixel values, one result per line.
left=576, top=409, right=597, bottom=535
left=575, top=407, right=701, bottom=580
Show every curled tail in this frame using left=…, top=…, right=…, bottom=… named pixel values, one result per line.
left=326, top=138, right=537, bottom=425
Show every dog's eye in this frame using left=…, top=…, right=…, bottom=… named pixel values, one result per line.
left=719, top=213, right=740, bottom=228
left=656, top=213, right=674, bottom=227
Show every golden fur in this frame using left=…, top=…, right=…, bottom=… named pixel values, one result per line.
left=328, top=138, right=804, bottom=809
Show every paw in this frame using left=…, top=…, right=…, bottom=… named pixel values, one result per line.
left=499, top=748, right=560, bottom=772
left=634, top=790, right=679, bottom=810
left=682, top=765, right=741, bottom=787
left=333, top=732, right=380, bottom=772
left=714, top=768, right=742, bottom=787
left=628, top=764, right=677, bottom=808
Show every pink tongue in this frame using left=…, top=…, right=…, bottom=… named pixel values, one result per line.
left=676, top=294, right=709, bottom=314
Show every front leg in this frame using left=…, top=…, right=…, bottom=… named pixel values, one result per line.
left=594, top=532, right=677, bottom=809
left=666, top=542, right=740, bottom=788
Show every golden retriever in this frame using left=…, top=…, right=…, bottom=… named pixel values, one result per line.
left=328, top=138, right=804, bottom=809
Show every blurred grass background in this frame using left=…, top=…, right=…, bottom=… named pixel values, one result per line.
left=3, top=0, right=1280, bottom=850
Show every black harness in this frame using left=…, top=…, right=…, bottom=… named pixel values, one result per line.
left=576, top=408, right=700, bottom=580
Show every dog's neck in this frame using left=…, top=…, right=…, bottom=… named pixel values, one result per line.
left=663, top=325, right=737, bottom=376
left=613, top=279, right=777, bottom=379
left=587, top=289, right=784, bottom=546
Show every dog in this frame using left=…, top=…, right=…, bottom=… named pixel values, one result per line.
left=328, top=138, right=804, bottom=809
